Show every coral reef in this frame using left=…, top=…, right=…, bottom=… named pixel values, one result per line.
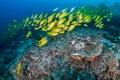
left=10, top=28, right=119, bottom=80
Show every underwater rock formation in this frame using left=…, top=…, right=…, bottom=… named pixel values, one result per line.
left=9, top=28, right=119, bottom=80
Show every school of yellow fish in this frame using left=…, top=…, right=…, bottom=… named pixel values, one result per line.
left=6, top=6, right=113, bottom=47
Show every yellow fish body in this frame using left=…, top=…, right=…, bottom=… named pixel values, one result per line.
left=53, top=27, right=62, bottom=33
left=59, top=12, right=68, bottom=19
left=38, top=37, right=48, bottom=47
left=47, top=21, right=56, bottom=30
left=48, top=13, right=55, bottom=22
left=69, top=13, right=74, bottom=20
left=57, top=18, right=66, bottom=25
left=25, top=17, right=30, bottom=23
left=33, top=14, right=38, bottom=20
left=17, top=62, right=23, bottom=76
left=65, top=20, right=71, bottom=26
left=39, top=13, right=43, bottom=20
left=25, top=31, right=32, bottom=38
left=68, top=25, right=75, bottom=31
left=63, top=26, right=68, bottom=31
left=56, top=12, right=61, bottom=18
left=48, top=32, right=58, bottom=36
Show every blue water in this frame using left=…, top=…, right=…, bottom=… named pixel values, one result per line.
left=0, top=0, right=120, bottom=34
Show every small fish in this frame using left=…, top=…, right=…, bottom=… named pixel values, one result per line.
left=25, top=17, right=30, bottom=23
left=57, top=18, right=66, bottom=25
left=70, top=7, right=75, bottom=12
left=39, top=13, right=43, bottom=20
left=68, top=25, right=75, bottom=31
left=48, top=32, right=58, bottom=36
left=44, top=13, right=48, bottom=18
left=53, top=27, right=62, bottom=33
left=48, top=13, right=55, bottom=22
left=31, top=14, right=34, bottom=19
left=47, top=21, right=56, bottom=30
left=83, top=24, right=88, bottom=27
left=55, top=12, right=61, bottom=18
left=17, top=62, right=23, bottom=76
left=40, top=20, right=46, bottom=25
left=25, top=31, right=32, bottom=38
left=41, top=26, right=48, bottom=31
left=59, top=12, right=68, bottom=19
left=53, top=7, right=59, bottom=12
left=58, top=24, right=64, bottom=28
left=34, top=27, right=40, bottom=30
left=65, top=20, right=71, bottom=26
left=33, top=14, right=38, bottom=20
left=61, top=8, right=68, bottom=12
left=68, top=13, right=74, bottom=21
left=63, top=26, right=68, bottom=31
left=38, top=37, right=48, bottom=47
left=59, top=30, right=65, bottom=34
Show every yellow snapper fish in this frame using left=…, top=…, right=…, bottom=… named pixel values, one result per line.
left=34, top=27, right=40, bottom=30
left=35, top=25, right=44, bottom=30
left=38, top=37, right=48, bottom=47
left=63, top=26, right=68, bottom=31
left=48, top=13, right=56, bottom=22
left=17, top=62, right=23, bottom=76
left=25, top=17, right=30, bottom=23
left=47, top=20, right=56, bottom=30
left=68, top=13, right=74, bottom=21
left=39, top=13, right=43, bottom=20
left=33, top=14, right=38, bottom=20
left=48, top=32, right=58, bottom=36
left=53, top=7, right=59, bottom=12
left=65, top=20, right=71, bottom=26
left=44, top=13, right=48, bottom=18
left=41, top=26, right=48, bottom=31
left=61, top=8, right=68, bottom=12
left=52, top=27, right=62, bottom=33
left=55, top=12, right=61, bottom=18
left=57, top=24, right=65, bottom=28
left=59, top=30, right=65, bottom=34
left=59, top=12, right=68, bottom=19
left=71, top=21, right=80, bottom=26
left=57, top=18, right=66, bottom=25
left=31, top=14, right=34, bottom=19
left=25, top=31, right=32, bottom=38
left=35, top=19, right=40, bottom=24
left=70, top=7, right=75, bottom=12
left=31, top=23, right=35, bottom=26
left=78, top=13, right=83, bottom=21
left=40, top=19, right=47, bottom=25
left=68, top=25, right=75, bottom=31
left=83, top=24, right=88, bottom=27
left=83, top=16, right=92, bottom=23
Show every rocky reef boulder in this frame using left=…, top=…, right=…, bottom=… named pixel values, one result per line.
left=9, top=28, right=119, bottom=80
